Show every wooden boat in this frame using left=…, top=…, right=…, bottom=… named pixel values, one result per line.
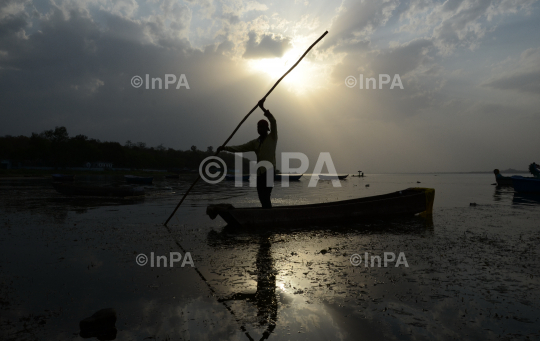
left=52, top=174, right=75, bottom=182
left=124, top=175, right=153, bottom=184
left=53, top=183, right=144, bottom=196
left=318, top=174, right=349, bottom=180
left=495, top=177, right=513, bottom=186
left=207, top=188, right=435, bottom=227
left=511, top=176, right=540, bottom=193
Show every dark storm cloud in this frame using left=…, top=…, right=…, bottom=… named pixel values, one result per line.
left=0, top=13, right=27, bottom=38
left=242, top=31, right=292, bottom=59
left=0, top=4, right=264, bottom=149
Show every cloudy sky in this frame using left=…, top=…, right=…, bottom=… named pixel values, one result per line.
left=1, top=0, right=539, bottom=172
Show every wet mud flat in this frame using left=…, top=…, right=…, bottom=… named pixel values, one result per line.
left=0, top=177, right=539, bottom=340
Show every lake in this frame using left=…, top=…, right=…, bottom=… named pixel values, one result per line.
left=0, top=173, right=539, bottom=340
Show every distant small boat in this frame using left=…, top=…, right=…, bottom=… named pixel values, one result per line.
left=53, top=183, right=144, bottom=196
left=52, top=174, right=75, bottom=182
left=318, top=174, right=348, bottom=180
left=207, top=188, right=435, bottom=228
left=124, top=175, right=153, bottom=184
left=275, top=174, right=303, bottom=181
left=225, top=174, right=250, bottom=181
left=511, top=176, right=540, bottom=193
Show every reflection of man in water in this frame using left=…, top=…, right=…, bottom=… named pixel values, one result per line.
left=218, top=99, right=277, bottom=209
left=217, top=236, right=277, bottom=337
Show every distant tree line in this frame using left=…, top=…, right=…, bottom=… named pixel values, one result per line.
left=0, top=126, right=249, bottom=170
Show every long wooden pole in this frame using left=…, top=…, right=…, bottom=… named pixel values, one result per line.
left=164, top=30, right=328, bottom=226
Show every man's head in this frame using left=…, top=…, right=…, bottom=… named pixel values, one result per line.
left=257, top=119, right=269, bottom=136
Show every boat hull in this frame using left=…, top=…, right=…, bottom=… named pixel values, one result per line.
left=495, top=176, right=513, bottom=186
left=207, top=188, right=434, bottom=228
left=511, top=176, right=540, bottom=193
left=53, top=183, right=144, bottom=197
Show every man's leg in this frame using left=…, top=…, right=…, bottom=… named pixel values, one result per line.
left=257, top=170, right=273, bottom=209
left=262, top=185, right=273, bottom=208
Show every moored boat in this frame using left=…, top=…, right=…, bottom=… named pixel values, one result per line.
left=52, top=174, right=75, bottom=182
left=318, top=174, right=348, bottom=180
left=124, top=175, right=153, bottom=184
left=511, top=176, right=540, bottom=193
left=207, top=188, right=435, bottom=227
left=53, top=183, right=144, bottom=196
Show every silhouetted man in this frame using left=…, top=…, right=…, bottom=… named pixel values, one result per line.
left=217, top=99, right=277, bottom=208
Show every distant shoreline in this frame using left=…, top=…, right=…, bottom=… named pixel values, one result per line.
left=349, top=170, right=530, bottom=174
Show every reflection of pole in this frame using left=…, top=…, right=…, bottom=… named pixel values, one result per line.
left=164, top=225, right=255, bottom=341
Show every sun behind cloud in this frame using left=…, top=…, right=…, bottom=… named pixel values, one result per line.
left=246, top=45, right=330, bottom=95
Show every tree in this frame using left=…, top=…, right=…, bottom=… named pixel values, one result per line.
left=190, top=145, right=197, bottom=152
left=206, top=146, right=213, bottom=153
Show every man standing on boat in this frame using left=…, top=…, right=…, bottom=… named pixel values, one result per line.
left=217, top=99, right=277, bottom=208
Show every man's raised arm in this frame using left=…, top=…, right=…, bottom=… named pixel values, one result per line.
left=258, top=99, right=277, bottom=140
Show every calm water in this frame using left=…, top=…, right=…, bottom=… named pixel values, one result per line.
left=0, top=174, right=539, bottom=340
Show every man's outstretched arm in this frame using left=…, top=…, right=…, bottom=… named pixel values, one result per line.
left=217, top=139, right=258, bottom=153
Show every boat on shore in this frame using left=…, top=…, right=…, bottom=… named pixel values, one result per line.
left=207, top=188, right=435, bottom=228
left=53, top=183, right=145, bottom=197
left=124, top=175, right=153, bottom=184
left=511, top=176, right=540, bottom=193
left=319, top=174, right=348, bottom=180
left=52, top=174, right=75, bottom=182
